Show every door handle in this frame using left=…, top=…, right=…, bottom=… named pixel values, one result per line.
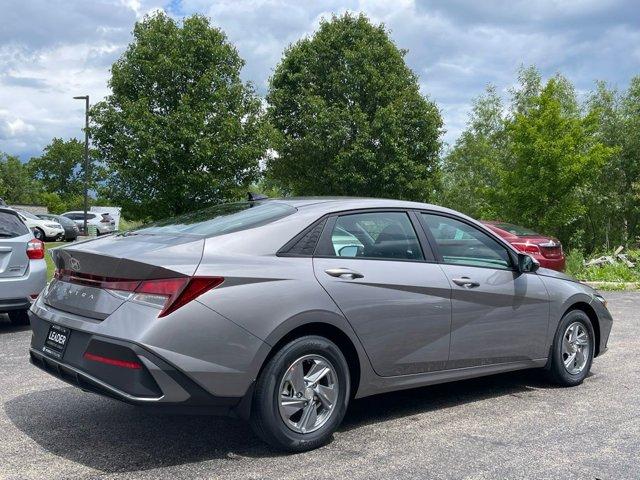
left=325, top=268, right=364, bottom=280
left=452, top=277, right=480, bottom=288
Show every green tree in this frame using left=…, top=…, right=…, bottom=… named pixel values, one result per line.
left=0, top=153, right=42, bottom=204
left=441, top=86, right=507, bottom=218
left=501, top=74, right=615, bottom=243
left=584, top=81, right=625, bottom=249
left=27, top=138, right=100, bottom=198
left=90, top=12, right=270, bottom=219
left=267, top=13, right=443, bottom=200
left=621, top=77, right=640, bottom=244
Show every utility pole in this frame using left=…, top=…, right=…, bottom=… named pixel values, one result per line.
left=73, top=95, right=89, bottom=235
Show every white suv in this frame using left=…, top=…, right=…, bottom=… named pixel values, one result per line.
left=16, top=210, right=65, bottom=241
left=61, top=211, right=115, bottom=235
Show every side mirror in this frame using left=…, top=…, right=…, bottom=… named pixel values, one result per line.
left=338, top=245, right=359, bottom=257
left=518, top=253, right=540, bottom=273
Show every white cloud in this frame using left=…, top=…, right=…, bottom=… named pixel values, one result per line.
left=0, top=0, right=639, bottom=158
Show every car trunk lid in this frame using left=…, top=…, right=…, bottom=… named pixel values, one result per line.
left=45, top=233, right=205, bottom=320
left=0, top=233, right=31, bottom=278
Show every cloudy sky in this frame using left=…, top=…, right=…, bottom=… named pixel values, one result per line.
left=1, top=0, right=639, bottom=160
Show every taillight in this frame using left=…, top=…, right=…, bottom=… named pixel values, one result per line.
left=512, top=242, right=541, bottom=255
left=54, top=269, right=223, bottom=317
left=135, top=277, right=224, bottom=317
left=27, top=239, right=45, bottom=260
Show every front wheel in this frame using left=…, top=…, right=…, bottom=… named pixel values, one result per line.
left=250, top=335, right=350, bottom=452
left=546, top=310, right=595, bottom=386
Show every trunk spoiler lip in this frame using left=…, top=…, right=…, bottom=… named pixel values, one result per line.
left=50, top=236, right=206, bottom=279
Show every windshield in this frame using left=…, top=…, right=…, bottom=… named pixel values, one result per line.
left=133, top=202, right=297, bottom=237
left=491, top=222, right=540, bottom=236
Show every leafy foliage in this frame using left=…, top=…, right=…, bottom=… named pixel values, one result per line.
left=442, top=66, right=619, bottom=251
left=441, top=86, right=505, bottom=219
left=0, top=153, right=40, bottom=204
left=266, top=13, right=442, bottom=200
left=28, top=138, right=84, bottom=197
left=90, top=12, right=271, bottom=219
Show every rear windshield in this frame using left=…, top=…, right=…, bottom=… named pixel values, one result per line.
left=0, top=211, right=29, bottom=238
left=491, top=222, right=539, bottom=236
left=19, top=210, right=39, bottom=220
left=133, top=202, right=296, bottom=237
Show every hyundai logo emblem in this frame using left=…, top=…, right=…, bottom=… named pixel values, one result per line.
left=69, top=257, right=81, bottom=271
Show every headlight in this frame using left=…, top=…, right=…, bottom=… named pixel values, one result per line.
left=593, top=294, right=607, bottom=309
left=45, top=223, right=61, bottom=228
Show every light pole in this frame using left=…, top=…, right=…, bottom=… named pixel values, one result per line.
left=73, top=95, right=89, bottom=235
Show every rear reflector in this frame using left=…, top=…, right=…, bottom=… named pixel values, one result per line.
left=83, top=352, right=142, bottom=369
left=54, top=269, right=224, bottom=317
left=27, top=239, right=45, bottom=260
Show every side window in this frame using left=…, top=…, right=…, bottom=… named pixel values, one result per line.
left=422, top=214, right=512, bottom=269
left=326, top=212, right=424, bottom=261
left=86, top=213, right=97, bottom=220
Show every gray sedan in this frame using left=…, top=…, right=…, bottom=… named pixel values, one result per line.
left=27, top=198, right=612, bottom=452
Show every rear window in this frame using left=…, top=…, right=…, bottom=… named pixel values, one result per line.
left=134, top=202, right=297, bottom=237
left=0, top=211, right=29, bottom=238
left=490, top=222, right=539, bottom=236
left=19, top=210, right=39, bottom=220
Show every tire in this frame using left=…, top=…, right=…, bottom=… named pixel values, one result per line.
left=8, top=309, right=30, bottom=326
left=33, top=228, right=44, bottom=240
left=250, top=335, right=350, bottom=452
left=546, top=310, right=595, bottom=386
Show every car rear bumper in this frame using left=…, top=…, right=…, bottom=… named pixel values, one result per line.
left=28, top=312, right=248, bottom=415
left=535, top=255, right=566, bottom=272
left=0, top=260, right=47, bottom=312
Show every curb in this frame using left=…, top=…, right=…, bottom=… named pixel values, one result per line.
left=581, top=281, right=640, bottom=291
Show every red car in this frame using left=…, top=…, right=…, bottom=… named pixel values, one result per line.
left=482, top=221, right=566, bottom=271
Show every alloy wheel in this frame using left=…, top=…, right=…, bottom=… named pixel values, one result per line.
left=278, top=354, right=339, bottom=434
left=562, top=322, right=590, bottom=375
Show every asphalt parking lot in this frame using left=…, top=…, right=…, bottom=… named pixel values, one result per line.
left=1, top=292, right=638, bottom=480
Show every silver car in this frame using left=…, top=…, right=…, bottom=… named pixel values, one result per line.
left=0, top=208, right=47, bottom=325
left=28, top=198, right=612, bottom=451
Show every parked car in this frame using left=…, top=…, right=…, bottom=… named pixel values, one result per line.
left=482, top=221, right=565, bottom=271
left=61, top=211, right=115, bottom=235
left=37, top=214, right=79, bottom=242
left=0, top=208, right=46, bottom=325
left=16, top=210, right=65, bottom=241
left=29, top=198, right=612, bottom=452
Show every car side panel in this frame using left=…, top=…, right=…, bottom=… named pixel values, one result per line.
left=537, top=273, right=612, bottom=355
left=194, top=254, right=377, bottom=397
left=440, top=265, right=550, bottom=367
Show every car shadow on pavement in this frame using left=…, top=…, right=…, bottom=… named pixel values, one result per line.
left=0, top=315, right=30, bottom=334
left=5, top=368, right=558, bottom=473
left=342, top=369, right=558, bottom=431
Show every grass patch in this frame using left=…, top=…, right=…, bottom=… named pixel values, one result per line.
left=565, top=249, right=640, bottom=284
left=44, top=241, right=66, bottom=280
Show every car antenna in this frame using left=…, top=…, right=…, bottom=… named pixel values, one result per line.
left=247, top=192, right=269, bottom=202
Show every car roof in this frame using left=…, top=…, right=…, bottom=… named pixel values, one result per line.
left=0, top=207, right=21, bottom=217
left=265, top=197, right=464, bottom=217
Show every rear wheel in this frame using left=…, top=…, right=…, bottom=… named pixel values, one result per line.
left=33, top=228, right=44, bottom=240
left=251, top=335, right=350, bottom=452
left=8, top=309, right=30, bottom=326
left=547, top=310, right=594, bottom=386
